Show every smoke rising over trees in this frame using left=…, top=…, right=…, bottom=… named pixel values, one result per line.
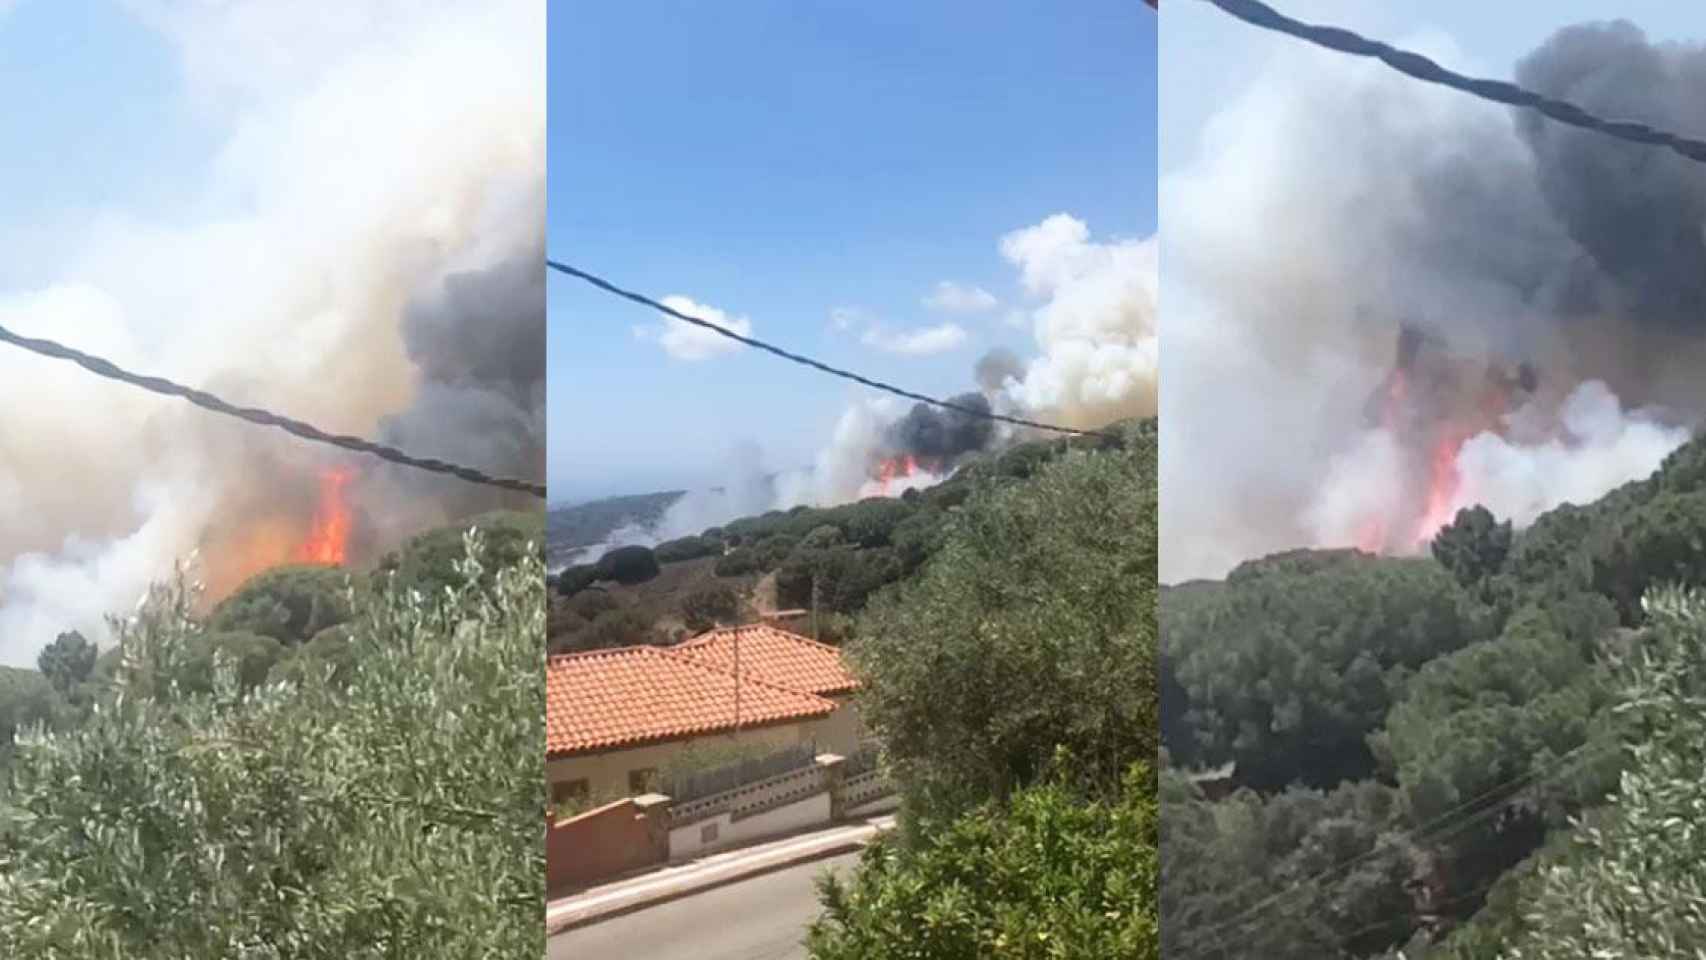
left=1164, top=16, right=1706, bottom=581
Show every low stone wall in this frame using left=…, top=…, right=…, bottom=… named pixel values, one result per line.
left=548, top=753, right=896, bottom=892
left=668, top=789, right=834, bottom=861
left=546, top=794, right=669, bottom=896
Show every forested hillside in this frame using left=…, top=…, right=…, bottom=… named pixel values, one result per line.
left=545, top=491, right=684, bottom=567
left=548, top=426, right=1137, bottom=654
left=1161, top=435, right=1706, bottom=959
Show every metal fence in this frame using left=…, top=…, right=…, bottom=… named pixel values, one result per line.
left=662, top=740, right=820, bottom=805
left=844, top=742, right=883, bottom=778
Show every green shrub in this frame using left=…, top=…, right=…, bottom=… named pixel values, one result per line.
left=852, top=431, right=1157, bottom=817
left=808, top=763, right=1159, bottom=960
left=654, top=535, right=720, bottom=564
left=577, top=609, right=658, bottom=650
left=554, top=563, right=599, bottom=597
left=681, top=585, right=741, bottom=634
left=0, top=531, right=543, bottom=957
left=594, top=545, right=660, bottom=586
left=373, top=509, right=543, bottom=600
left=209, top=565, right=354, bottom=646
left=565, top=588, right=621, bottom=622
left=714, top=549, right=762, bottom=578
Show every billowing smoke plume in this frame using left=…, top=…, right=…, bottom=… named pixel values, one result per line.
left=788, top=215, right=1158, bottom=508
left=1000, top=215, right=1160, bottom=430
left=1164, top=17, right=1706, bottom=582
left=0, top=0, right=543, bottom=666
left=975, top=347, right=1025, bottom=394
left=559, top=209, right=1157, bottom=561
left=883, top=393, right=996, bottom=467
left=372, top=190, right=547, bottom=530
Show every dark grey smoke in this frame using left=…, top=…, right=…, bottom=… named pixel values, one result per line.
left=884, top=392, right=996, bottom=465
left=1513, top=20, right=1706, bottom=334
left=376, top=230, right=546, bottom=519
left=1364, top=20, right=1706, bottom=412
left=974, top=347, right=1024, bottom=395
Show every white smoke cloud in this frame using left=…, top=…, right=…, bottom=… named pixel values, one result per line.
left=1304, top=429, right=1409, bottom=550
left=1000, top=214, right=1159, bottom=429
left=783, top=213, right=1156, bottom=512
left=0, top=0, right=543, bottom=666
left=1455, top=382, right=1691, bottom=528
left=633, top=295, right=753, bottom=361
left=776, top=398, right=908, bottom=509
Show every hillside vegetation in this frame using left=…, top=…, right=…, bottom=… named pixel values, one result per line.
left=545, top=490, right=683, bottom=566
left=1161, top=434, right=1706, bottom=959
left=0, top=516, right=544, bottom=957
left=547, top=428, right=1133, bottom=654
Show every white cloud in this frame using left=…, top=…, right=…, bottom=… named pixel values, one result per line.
left=633, top=295, right=753, bottom=361
left=829, top=306, right=868, bottom=332
left=923, top=280, right=999, bottom=314
left=861, top=322, right=969, bottom=356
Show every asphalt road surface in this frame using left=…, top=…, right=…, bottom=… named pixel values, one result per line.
left=548, top=851, right=861, bottom=960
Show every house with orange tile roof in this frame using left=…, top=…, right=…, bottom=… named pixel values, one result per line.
left=546, top=624, right=866, bottom=806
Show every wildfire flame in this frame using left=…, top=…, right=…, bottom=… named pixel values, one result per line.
left=870, top=454, right=920, bottom=497
left=296, top=468, right=353, bottom=565
left=1414, top=430, right=1467, bottom=546
left=1353, top=337, right=1525, bottom=555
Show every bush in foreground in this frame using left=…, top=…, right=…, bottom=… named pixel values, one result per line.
left=807, top=763, right=1159, bottom=960
left=0, top=529, right=544, bottom=959
left=1502, top=585, right=1706, bottom=960
left=850, top=427, right=1158, bottom=817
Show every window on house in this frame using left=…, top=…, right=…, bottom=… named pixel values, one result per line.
left=552, top=778, right=590, bottom=810
left=628, top=768, right=657, bottom=794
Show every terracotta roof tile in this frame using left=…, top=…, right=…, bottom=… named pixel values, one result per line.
left=674, top=624, right=860, bottom=698
left=545, top=645, right=836, bottom=758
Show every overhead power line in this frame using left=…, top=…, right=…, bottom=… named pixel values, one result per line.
left=1202, top=0, right=1706, bottom=165
left=0, top=323, right=546, bottom=498
left=547, top=259, right=1113, bottom=440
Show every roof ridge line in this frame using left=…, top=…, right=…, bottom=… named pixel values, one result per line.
left=680, top=621, right=846, bottom=655
left=646, top=644, right=838, bottom=706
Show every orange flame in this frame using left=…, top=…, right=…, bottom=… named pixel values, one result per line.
left=295, top=468, right=353, bottom=565
left=871, top=454, right=920, bottom=496
left=1412, top=431, right=1467, bottom=547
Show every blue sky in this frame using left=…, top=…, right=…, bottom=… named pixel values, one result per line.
left=0, top=1, right=217, bottom=287
left=548, top=0, right=1156, bottom=503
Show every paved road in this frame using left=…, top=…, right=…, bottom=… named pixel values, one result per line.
left=548, top=851, right=861, bottom=960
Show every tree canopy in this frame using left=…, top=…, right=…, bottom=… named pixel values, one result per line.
left=808, top=420, right=1159, bottom=960
left=850, top=421, right=1157, bottom=817
left=1162, top=429, right=1706, bottom=958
